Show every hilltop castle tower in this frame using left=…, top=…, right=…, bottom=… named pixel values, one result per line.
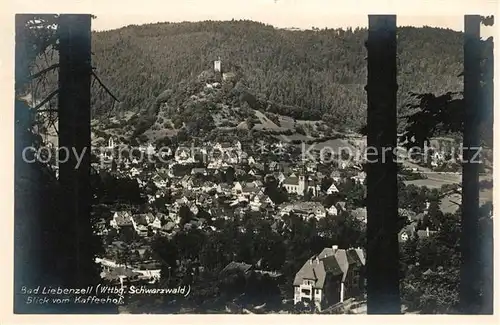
left=213, top=57, right=223, bottom=81
left=214, top=56, right=222, bottom=73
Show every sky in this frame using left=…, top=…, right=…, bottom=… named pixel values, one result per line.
left=9, top=0, right=498, bottom=33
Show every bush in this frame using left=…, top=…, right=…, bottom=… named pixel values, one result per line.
left=295, top=125, right=306, bottom=135
left=138, top=134, right=149, bottom=143
left=173, top=119, right=183, bottom=129
left=220, top=120, right=237, bottom=127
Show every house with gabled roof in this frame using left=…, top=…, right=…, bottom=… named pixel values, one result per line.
left=220, top=261, right=253, bottom=276
left=399, top=222, right=437, bottom=243
left=189, top=204, right=200, bottom=216
left=330, top=170, right=341, bottom=183
left=174, top=147, right=194, bottom=164
left=190, top=178, right=204, bottom=191
left=217, top=183, right=232, bottom=195
left=293, top=245, right=365, bottom=311
left=336, top=201, right=347, bottom=212
left=130, top=167, right=140, bottom=177
left=152, top=174, right=168, bottom=189
left=201, top=181, right=216, bottom=193
left=268, top=161, right=280, bottom=172
left=352, top=207, right=367, bottom=223
left=276, top=172, right=286, bottom=184
left=247, top=156, right=256, bottom=165
left=232, top=181, right=243, bottom=195
left=305, top=161, right=317, bottom=173
left=131, top=214, right=152, bottom=236
left=191, top=167, right=207, bottom=176
left=179, top=175, right=191, bottom=187
left=241, top=184, right=261, bottom=198
left=326, top=183, right=339, bottom=195
left=249, top=193, right=272, bottom=211
left=149, top=213, right=168, bottom=230
left=326, top=204, right=338, bottom=216
left=248, top=169, right=259, bottom=177
left=109, top=211, right=133, bottom=229
left=160, top=221, right=176, bottom=234
left=351, top=171, right=366, bottom=185
left=279, top=202, right=326, bottom=220
left=253, top=180, right=264, bottom=188
left=196, top=193, right=212, bottom=206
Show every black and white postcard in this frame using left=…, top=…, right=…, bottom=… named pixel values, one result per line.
left=2, top=0, right=498, bottom=323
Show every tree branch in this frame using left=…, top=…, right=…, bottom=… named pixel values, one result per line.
left=33, top=88, right=59, bottom=111
left=29, top=63, right=59, bottom=80
left=37, top=108, right=58, bottom=113
left=92, top=71, right=121, bottom=103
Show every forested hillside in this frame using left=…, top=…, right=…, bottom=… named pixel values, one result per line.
left=88, top=20, right=462, bottom=130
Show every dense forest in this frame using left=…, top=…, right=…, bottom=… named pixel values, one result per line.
left=32, top=20, right=464, bottom=132
left=86, top=20, right=463, bottom=130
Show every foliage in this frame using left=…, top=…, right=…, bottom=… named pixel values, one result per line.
left=399, top=31, right=493, bottom=149
left=147, top=209, right=365, bottom=311
left=398, top=182, right=436, bottom=214
left=400, top=201, right=493, bottom=314
left=15, top=14, right=59, bottom=95
left=400, top=213, right=461, bottom=313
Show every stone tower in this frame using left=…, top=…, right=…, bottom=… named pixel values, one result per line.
left=214, top=56, right=222, bottom=73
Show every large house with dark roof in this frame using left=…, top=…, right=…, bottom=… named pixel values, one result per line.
left=293, top=245, right=365, bottom=311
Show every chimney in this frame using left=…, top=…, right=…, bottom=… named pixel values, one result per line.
left=332, top=245, right=338, bottom=252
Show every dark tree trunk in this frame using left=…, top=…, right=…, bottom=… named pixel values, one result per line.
left=365, top=15, right=401, bottom=314
left=57, top=14, right=116, bottom=313
left=57, top=14, right=95, bottom=288
left=480, top=17, right=494, bottom=315
left=460, top=15, right=482, bottom=314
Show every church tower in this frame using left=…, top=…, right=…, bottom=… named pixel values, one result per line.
left=108, top=136, right=115, bottom=149
left=298, top=175, right=307, bottom=196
